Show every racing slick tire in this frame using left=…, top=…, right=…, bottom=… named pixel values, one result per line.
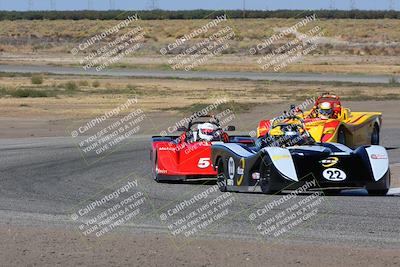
left=367, top=171, right=390, bottom=196
left=259, top=155, right=279, bottom=194
left=216, top=159, right=227, bottom=192
left=337, top=126, right=346, bottom=145
left=371, top=124, right=380, bottom=145
left=151, top=151, right=162, bottom=183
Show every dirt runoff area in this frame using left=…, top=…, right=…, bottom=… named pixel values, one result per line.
left=0, top=226, right=399, bottom=267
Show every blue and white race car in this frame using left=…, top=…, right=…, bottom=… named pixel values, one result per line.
left=212, top=116, right=391, bottom=196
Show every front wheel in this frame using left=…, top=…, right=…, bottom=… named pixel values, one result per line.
left=367, top=172, right=390, bottom=196
left=371, top=124, right=380, bottom=145
left=216, top=159, right=227, bottom=192
left=337, top=126, right=346, bottom=145
left=259, top=156, right=278, bottom=194
left=151, top=151, right=161, bottom=183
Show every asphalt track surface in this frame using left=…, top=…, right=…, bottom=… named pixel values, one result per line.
left=0, top=64, right=399, bottom=84
left=1, top=135, right=399, bottom=249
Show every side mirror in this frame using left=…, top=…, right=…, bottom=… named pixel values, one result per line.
left=177, top=126, right=186, bottom=131
left=225, top=125, right=236, bottom=131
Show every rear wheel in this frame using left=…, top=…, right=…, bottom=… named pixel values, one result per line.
left=367, top=172, right=390, bottom=196
left=371, top=124, right=380, bottom=145
left=216, top=159, right=227, bottom=192
left=337, top=126, right=346, bottom=145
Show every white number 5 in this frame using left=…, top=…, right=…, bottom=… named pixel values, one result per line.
left=198, top=158, right=211, bottom=169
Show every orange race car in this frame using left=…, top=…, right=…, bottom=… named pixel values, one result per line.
left=257, top=94, right=382, bottom=147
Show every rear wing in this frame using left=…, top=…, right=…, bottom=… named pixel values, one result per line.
left=152, top=135, right=255, bottom=145
left=151, top=136, right=180, bottom=143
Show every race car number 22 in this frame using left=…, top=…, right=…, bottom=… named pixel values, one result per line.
left=323, top=168, right=347, bottom=181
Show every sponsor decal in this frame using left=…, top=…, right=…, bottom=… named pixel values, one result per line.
left=237, top=158, right=245, bottom=186
left=320, top=157, right=339, bottom=168
left=371, top=154, right=387, bottom=160
left=271, top=155, right=291, bottom=160
left=156, top=168, right=168, bottom=174
left=228, top=157, right=235, bottom=180
left=322, top=168, right=346, bottom=181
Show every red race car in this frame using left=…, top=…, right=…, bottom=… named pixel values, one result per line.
left=151, top=115, right=254, bottom=182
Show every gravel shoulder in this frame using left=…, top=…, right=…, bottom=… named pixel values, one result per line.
left=1, top=226, right=400, bottom=267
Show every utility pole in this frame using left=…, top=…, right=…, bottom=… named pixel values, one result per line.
left=147, top=0, right=159, bottom=10
left=389, top=0, right=395, bottom=10
left=329, top=0, right=336, bottom=9
left=109, top=0, right=116, bottom=10
left=350, top=0, right=356, bottom=10
left=242, top=0, right=246, bottom=18
left=28, top=0, right=33, bottom=11
left=87, top=0, right=93, bottom=10
left=50, top=0, right=56, bottom=10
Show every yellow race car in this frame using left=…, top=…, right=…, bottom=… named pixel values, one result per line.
left=257, top=94, right=382, bottom=147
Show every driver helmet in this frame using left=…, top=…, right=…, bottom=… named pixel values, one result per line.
left=197, top=123, right=216, bottom=142
left=319, top=102, right=333, bottom=120
left=279, top=125, right=301, bottom=146
left=281, top=125, right=297, bottom=137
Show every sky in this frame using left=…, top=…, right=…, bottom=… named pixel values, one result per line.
left=0, top=0, right=397, bottom=11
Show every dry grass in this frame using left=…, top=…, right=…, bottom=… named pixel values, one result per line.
left=0, top=74, right=399, bottom=119
left=1, top=18, right=400, bottom=45
left=1, top=19, right=400, bottom=74
left=1, top=18, right=400, bottom=55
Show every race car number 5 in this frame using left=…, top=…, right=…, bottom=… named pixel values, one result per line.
left=323, top=168, right=347, bottom=181
left=198, top=158, right=211, bottom=168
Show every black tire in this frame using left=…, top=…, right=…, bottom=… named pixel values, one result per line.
left=367, top=172, right=390, bottom=196
left=216, top=159, right=227, bottom=192
left=371, top=124, right=380, bottom=145
left=259, top=156, right=278, bottom=194
left=337, top=126, right=346, bottom=145
left=152, top=152, right=161, bottom=183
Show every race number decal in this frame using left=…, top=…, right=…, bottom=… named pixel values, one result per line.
left=197, top=158, right=210, bottom=169
left=322, top=168, right=347, bottom=181
left=228, top=157, right=235, bottom=180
